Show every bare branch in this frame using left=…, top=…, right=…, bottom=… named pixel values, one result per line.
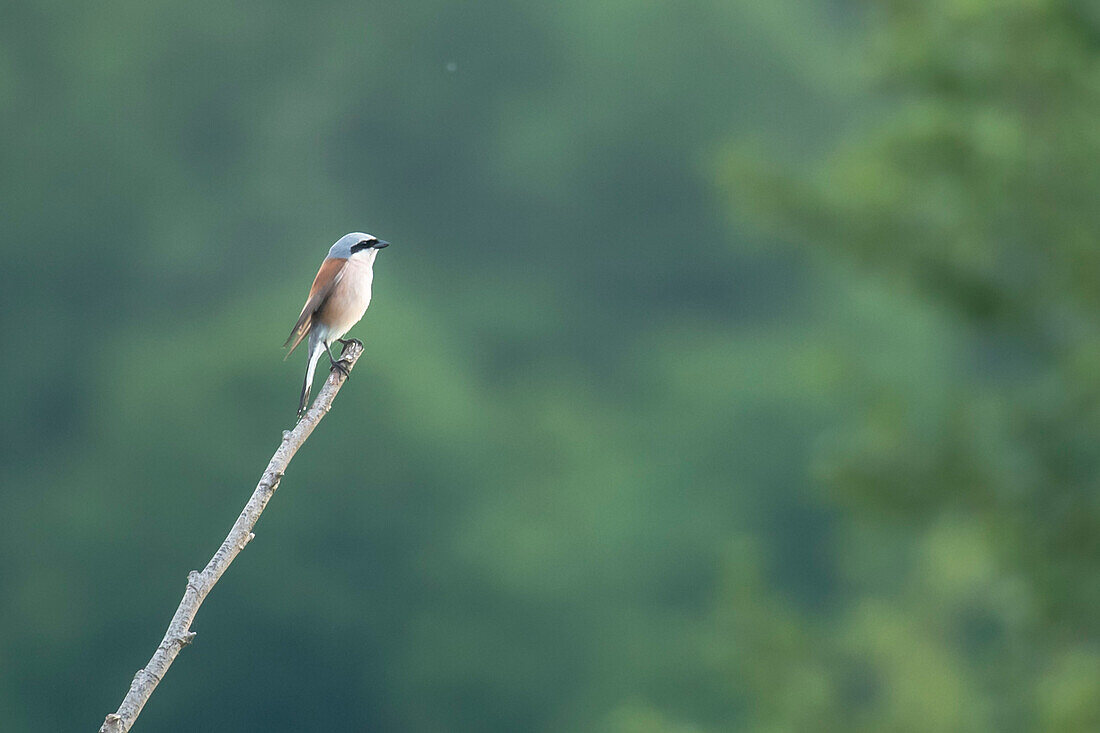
left=98, top=340, right=365, bottom=733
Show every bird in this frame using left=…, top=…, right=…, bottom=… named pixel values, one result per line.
left=284, top=232, right=390, bottom=418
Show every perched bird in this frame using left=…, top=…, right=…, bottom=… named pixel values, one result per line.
left=285, top=232, right=390, bottom=417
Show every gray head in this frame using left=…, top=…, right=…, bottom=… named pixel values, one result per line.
left=327, top=232, right=390, bottom=260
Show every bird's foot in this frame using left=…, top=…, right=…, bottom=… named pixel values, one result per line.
left=329, top=359, right=352, bottom=379
left=338, top=338, right=363, bottom=353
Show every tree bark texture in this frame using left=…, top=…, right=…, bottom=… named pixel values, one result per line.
left=98, top=340, right=364, bottom=733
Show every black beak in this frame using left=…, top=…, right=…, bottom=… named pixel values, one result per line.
left=373, top=240, right=390, bottom=249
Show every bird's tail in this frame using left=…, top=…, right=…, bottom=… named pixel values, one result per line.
left=298, top=340, right=324, bottom=418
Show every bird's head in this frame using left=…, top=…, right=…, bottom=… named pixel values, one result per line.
left=329, top=232, right=390, bottom=261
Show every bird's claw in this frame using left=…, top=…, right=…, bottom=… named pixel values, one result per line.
left=330, top=359, right=352, bottom=379
left=338, top=338, right=363, bottom=353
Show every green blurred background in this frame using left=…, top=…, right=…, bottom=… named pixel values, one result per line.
left=4, top=0, right=1100, bottom=730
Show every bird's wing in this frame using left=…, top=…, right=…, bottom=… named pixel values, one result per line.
left=283, top=257, right=348, bottom=358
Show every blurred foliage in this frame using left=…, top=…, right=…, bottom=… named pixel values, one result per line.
left=2, top=0, right=1095, bottom=731
left=720, top=0, right=1100, bottom=730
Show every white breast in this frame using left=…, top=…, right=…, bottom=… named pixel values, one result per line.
left=322, top=256, right=375, bottom=341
